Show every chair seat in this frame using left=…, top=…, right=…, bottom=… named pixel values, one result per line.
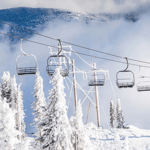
left=17, top=67, right=37, bottom=75
left=137, top=85, right=150, bottom=92
left=89, top=80, right=105, bottom=86
left=47, top=68, right=69, bottom=77
left=117, top=82, right=134, bottom=88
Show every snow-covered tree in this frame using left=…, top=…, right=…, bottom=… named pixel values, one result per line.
left=110, top=99, right=116, bottom=128
left=71, top=100, right=92, bottom=150
left=75, top=100, right=83, bottom=129
left=10, top=76, right=18, bottom=110
left=17, top=84, right=26, bottom=139
left=116, top=98, right=122, bottom=128
left=40, top=68, right=73, bottom=150
left=116, top=98, right=125, bottom=128
left=1, top=71, right=11, bottom=104
left=32, top=71, right=46, bottom=149
left=9, top=76, right=26, bottom=140
left=0, top=97, right=21, bottom=150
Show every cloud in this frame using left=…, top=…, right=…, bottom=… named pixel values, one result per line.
left=1, top=0, right=150, bottom=14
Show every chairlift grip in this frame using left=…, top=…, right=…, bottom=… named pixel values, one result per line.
left=57, top=39, right=62, bottom=56
left=124, top=57, right=129, bottom=71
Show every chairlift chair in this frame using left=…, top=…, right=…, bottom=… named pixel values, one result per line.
left=116, top=57, right=135, bottom=88
left=137, top=67, right=150, bottom=92
left=46, top=39, right=69, bottom=77
left=16, top=39, right=38, bottom=75
left=46, top=55, right=69, bottom=77
left=137, top=81, right=150, bottom=92
left=88, top=71, right=106, bottom=86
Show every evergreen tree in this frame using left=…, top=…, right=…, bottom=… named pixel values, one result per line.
left=40, top=68, right=73, bottom=150
left=74, top=100, right=92, bottom=150
left=0, top=97, right=20, bottom=150
left=32, top=71, right=46, bottom=149
left=70, top=100, right=92, bottom=150
left=10, top=76, right=18, bottom=110
left=17, top=84, right=26, bottom=139
left=1, top=71, right=11, bottom=104
left=116, top=98, right=122, bottom=128
left=110, top=99, right=115, bottom=128
left=120, top=110, right=125, bottom=128
left=116, top=98, right=125, bottom=128
left=10, top=76, right=26, bottom=139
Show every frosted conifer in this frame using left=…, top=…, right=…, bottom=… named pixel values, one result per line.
left=0, top=97, right=20, bottom=150
left=10, top=76, right=26, bottom=139
left=10, top=76, right=18, bottom=110
left=71, top=100, right=92, bottom=150
left=116, top=98, right=125, bottom=128
left=17, top=84, right=26, bottom=139
left=110, top=99, right=115, bottom=128
left=32, top=71, right=46, bottom=149
left=116, top=98, right=122, bottom=128
left=1, top=71, right=11, bottom=104
left=41, top=68, right=73, bottom=150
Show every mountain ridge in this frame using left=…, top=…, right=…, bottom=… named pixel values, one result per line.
left=0, top=7, right=146, bottom=43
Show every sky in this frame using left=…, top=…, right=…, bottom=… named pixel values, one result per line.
left=1, top=0, right=150, bottom=14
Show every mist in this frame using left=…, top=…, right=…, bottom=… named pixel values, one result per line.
left=1, top=13, right=150, bottom=133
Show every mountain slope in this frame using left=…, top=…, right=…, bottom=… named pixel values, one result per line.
left=0, top=7, right=145, bottom=43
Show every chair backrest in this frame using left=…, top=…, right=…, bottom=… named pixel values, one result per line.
left=116, top=70, right=135, bottom=88
left=46, top=55, right=69, bottom=77
left=16, top=54, right=38, bottom=75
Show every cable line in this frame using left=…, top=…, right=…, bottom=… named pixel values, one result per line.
left=1, top=20, right=150, bottom=65
left=1, top=31, right=150, bottom=69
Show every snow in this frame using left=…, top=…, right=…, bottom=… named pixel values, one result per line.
left=24, top=124, right=150, bottom=150
left=84, top=123, right=150, bottom=150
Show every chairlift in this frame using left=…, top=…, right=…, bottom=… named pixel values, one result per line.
left=116, top=57, right=135, bottom=88
left=16, top=39, right=38, bottom=75
left=88, top=71, right=106, bottom=86
left=137, top=67, right=150, bottom=92
left=46, top=39, right=69, bottom=77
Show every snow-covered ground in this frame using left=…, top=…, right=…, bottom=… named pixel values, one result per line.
left=85, top=123, right=150, bottom=150
left=27, top=123, right=150, bottom=150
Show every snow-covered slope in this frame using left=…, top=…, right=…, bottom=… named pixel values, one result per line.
left=85, top=123, right=150, bottom=150
left=27, top=123, right=150, bottom=149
